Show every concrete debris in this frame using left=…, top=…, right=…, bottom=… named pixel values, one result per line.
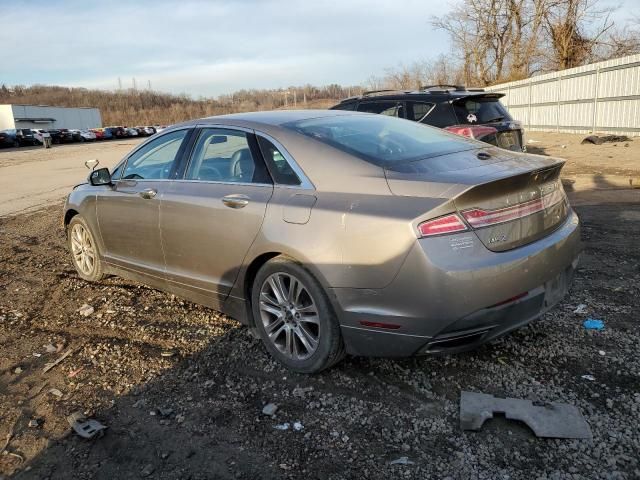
left=49, top=388, right=63, bottom=398
left=78, top=304, right=94, bottom=317
left=140, top=463, right=155, bottom=477
left=460, top=391, right=592, bottom=439
left=293, top=421, right=304, bottom=431
left=262, top=403, right=278, bottom=416
left=274, top=423, right=290, bottom=430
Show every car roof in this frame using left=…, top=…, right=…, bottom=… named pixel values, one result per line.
left=181, top=109, right=357, bottom=129
left=335, top=88, right=504, bottom=105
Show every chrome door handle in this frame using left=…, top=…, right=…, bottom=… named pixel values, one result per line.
left=139, top=188, right=157, bottom=199
left=222, top=194, right=250, bottom=209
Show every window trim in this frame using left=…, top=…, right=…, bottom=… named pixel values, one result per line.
left=254, top=132, right=314, bottom=190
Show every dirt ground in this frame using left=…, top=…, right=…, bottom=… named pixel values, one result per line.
left=0, top=134, right=639, bottom=479
left=0, top=139, right=141, bottom=217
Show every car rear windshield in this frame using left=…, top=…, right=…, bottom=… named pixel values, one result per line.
left=452, top=96, right=512, bottom=124
left=285, top=114, right=476, bottom=165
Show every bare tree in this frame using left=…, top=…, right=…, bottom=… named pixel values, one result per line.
left=433, top=0, right=635, bottom=85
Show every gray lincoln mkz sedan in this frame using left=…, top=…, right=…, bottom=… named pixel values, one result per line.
left=64, top=110, right=581, bottom=372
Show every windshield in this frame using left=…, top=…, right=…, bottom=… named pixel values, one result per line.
left=452, top=97, right=512, bottom=124
left=285, top=114, right=477, bottom=165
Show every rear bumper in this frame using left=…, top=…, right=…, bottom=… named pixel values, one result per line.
left=332, top=210, right=581, bottom=357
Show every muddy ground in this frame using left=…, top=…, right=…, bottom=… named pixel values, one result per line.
left=0, top=196, right=639, bottom=480
left=1, top=133, right=639, bottom=479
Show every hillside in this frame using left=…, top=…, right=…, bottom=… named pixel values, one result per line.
left=0, top=84, right=353, bottom=126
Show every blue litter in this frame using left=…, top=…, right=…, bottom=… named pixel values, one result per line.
left=583, top=318, right=604, bottom=330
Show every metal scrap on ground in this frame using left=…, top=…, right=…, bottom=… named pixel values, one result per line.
left=66, top=411, right=107, bottom=439
left=460, top=391, right=592, bottom=439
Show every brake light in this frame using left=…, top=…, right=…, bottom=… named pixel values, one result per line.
left=445, top=125, right=498, bottom=139
left=462, top=189, right=565, bottom=228
left=418, top=214, right=468, bottom=237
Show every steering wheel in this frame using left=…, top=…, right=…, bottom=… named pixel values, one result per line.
left=123, top=173, right=144, bottom=180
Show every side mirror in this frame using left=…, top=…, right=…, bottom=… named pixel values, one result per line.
left=89, top=167, right=112, bottom=186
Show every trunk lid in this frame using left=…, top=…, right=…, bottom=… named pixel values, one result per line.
left=385, top=148, right=569, bottom=252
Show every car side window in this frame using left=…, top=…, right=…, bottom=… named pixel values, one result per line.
left=409, top=102, right=435, bottom=122
left=186, top=128, right=269, bottom=184
left=421, top=104, right=459, bottom=128
left=257, top=136, right=301, bottom=186
left=122, top=129, right=188, bottom=180
left=357, top=101, right=404, bottom=118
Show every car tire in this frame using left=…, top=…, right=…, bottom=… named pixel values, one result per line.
left=67, top=216, right=105, bottom=282
left=251, top=256, right=345, bottom=373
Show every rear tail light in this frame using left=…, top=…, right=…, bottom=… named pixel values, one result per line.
left=445, top=125, right=498, bottom=140
left=462, top=188, right=565, bottom=228
left=418, top=213, right=468, bottom=237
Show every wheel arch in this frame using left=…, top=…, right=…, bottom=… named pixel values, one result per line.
left=64, top=208, right=79, bottom=229
left=239, top=250, right=337, bottom=327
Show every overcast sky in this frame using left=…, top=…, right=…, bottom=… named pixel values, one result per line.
left=2, top=0, right=638, bottom=98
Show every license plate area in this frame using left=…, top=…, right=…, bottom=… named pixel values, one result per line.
left=544, top=270, right=567, bottom=308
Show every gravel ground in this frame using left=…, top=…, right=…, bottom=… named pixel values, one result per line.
left=0, top=200, right=639, bottom=480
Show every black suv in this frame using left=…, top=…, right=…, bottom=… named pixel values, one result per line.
left=330, top=85, right=524, bottom=152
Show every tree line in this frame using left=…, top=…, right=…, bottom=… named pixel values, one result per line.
left=0, top=84, right=361, bottom=126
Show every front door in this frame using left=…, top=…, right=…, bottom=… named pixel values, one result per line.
left=97, top=128, right=190, bottom=279
left=160, top=127, right=274, bottom=308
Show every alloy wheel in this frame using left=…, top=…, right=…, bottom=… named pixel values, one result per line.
left=259, top=272, right=320, bottom=360
left=70, top=223, right=96, bottom=276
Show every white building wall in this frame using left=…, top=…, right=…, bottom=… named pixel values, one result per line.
left=486, top=54, right=640, bottom=136
left=0, top=105, right=102, bottom=130
left=0, top=105, right=16, bottom=130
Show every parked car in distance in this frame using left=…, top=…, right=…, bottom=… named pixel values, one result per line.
left=126, top=127, right=139, bottom=137
left=55, top=129, right=75, bottom=143
left=91, top=129, right=105, bottom=140
left=0, top=129, right=19, bottom=148
left=31, top=129, right=48, bottom=144
left=331, top=85, right=525, bottom=152
left=46, top=129, right=64, bottom=144
left=64, top=110, right=580, bottom=373
left=110, top=126, right=128, bottom=138
left=15, top=128, right=39, bottom=146
left=79, top=129, right=97, bottom=142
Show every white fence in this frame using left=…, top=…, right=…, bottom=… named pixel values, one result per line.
left=485, top=54, right=640, bottom=137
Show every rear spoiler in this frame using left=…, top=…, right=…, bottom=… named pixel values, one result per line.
left=449, top=92, right=505, bottom=103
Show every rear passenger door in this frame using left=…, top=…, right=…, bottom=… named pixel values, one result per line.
left=357, top=100, right=406, bottom=118
left=160, top=126, right=274, bottom=308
